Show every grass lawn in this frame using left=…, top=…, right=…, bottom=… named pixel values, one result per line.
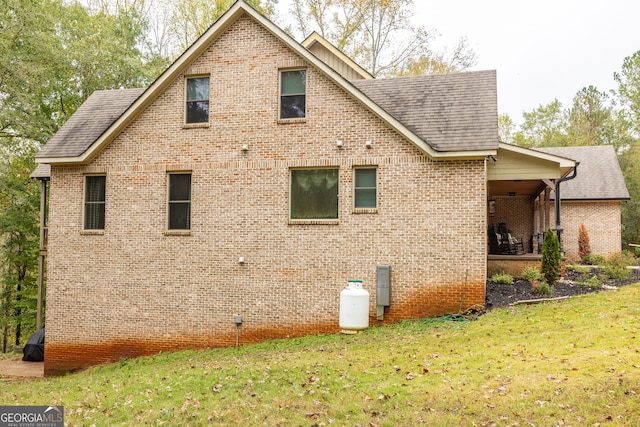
left=1, top=284, right=639, bottom=426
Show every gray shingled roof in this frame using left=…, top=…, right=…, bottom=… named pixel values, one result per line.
left=354, top=70, right=499, bottom=152
left=35, top=88, right=144, bottom=159
left=537, top=146, right=630, bottom=200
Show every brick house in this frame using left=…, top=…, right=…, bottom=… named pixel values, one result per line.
left=33, top=1, right=610, bottom=375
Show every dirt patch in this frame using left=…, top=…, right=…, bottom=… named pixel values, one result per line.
left=486, top=268, right=640, bottom=309
left=0, top=357, right=44, bottom=378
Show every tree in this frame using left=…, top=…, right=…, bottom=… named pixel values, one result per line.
left=512, top=100, right=568, bottom=148
left=0, top=0, right=159, bottom=349
left=615, top=50, right=640, bottom=135
left=578, top=223, right=591, bottom=258
left=0, top=147, right=40, bottom=351
left=566, top=86, right=614, bottom=147
left=541, top=229, right=561, bottom=288
left=288, top=0, right=476, bottom=77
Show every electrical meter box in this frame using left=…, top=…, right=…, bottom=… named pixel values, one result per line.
left=376, top=265, right=390, bottom=306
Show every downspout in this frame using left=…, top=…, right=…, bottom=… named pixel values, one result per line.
left=554, top=162, right=580, bottom=249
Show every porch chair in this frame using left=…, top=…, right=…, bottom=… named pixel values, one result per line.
left=488, top=223, right=525, bottom=255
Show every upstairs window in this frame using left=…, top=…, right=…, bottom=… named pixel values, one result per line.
left=168, top=173, right=192, bottom=230
left=290, top=168, right=338, bottom=219
left=186, top=77, right=210, bottom=123
left=354, top=168, right=377, bottom=208
left=280, top=70, right=306, bottom=119
left=84, top=175, right=106, bottom=230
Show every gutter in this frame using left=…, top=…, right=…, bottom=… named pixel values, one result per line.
left=555, top=162, right=580, bottom=246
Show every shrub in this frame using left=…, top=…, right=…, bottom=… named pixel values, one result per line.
left=522, top=267, right=544, bottom=282
left=578, top=274, right=604, bottom=290
left=603, top=253, right=632, bottom=281
left=541, top=229, right=561, bottom=287
left=521, top=267, right=552, bottom=295
left=531, top=279, right=553, bottom=296
left=580, top=253, right=605, bottom=266
left=578, top=223, right=591, bottom=257
left=621, top=249, right=638, bottom=266
left=490, top=273, right=514, bottom=284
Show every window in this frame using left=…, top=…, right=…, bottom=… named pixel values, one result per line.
left=354, top=168, right=377, bottom=208
left=168, top=173, right=192, bottom=230
left=186, top=77, right=209, bottom=123
left=84, top=175, right=106, bottom=230
left=290, top=169, right=338, bottom=219
left=280, top=70, right=306, bottom=119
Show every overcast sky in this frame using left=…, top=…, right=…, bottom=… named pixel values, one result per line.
left=276, top=1, right=640, bottom=124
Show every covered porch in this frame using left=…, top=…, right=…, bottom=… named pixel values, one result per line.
left=485, top=143, right=576, bottom=276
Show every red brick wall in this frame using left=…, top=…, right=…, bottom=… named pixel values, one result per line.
left=44, top=14, right=487, bottom=375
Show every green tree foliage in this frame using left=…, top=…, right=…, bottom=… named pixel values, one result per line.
left=289, top=0, right=476, bottom=77
left=541, top=229, right=561, bottom=288
left=0, top=0, right=159, bottom=348
left=0, top=148, right=40, bottom=351
left=506, top=50, right=640, bottom=248
left=0, top=0, right=159, bottom=146
left=511, top=99, right=568, bottom=148
left=566, top=86, right=613, bottom=147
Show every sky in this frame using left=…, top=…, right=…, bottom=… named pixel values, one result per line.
left=275, top=0, right=640, bottom=124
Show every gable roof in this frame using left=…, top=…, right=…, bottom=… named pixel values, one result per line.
left=35, top=0, right=498, bottom=166
left=302, top=32, right=373, bottom=80
left=354, top=71, right=499, bottom=152
left=536, top=145, right=630, bottom=200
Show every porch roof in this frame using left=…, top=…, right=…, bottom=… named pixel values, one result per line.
left=487, top=143, right=576, bottom=197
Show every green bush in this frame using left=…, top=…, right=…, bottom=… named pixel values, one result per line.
left=580, top=253, right=605, bottom=265
left=522, top=267, right=544, bottom=281
left=521, top=267, right=552, bottom=296
left=603, top=253, right=632, bottom=281
left=531, top=279, right=553, bottom=296
left=578, top=275, right=604, bottom=290
left=490, top=273, right=514, bottom=284
left=541, top=229, right=561, bottom=287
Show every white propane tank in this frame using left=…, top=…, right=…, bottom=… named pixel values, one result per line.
left=339, top=279, right=369, bottom=331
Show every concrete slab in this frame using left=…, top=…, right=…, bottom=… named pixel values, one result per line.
left=0, top=357, right=44, bottom=377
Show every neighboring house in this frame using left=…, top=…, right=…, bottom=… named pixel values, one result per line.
left=34, top=1, right=599, bottom=375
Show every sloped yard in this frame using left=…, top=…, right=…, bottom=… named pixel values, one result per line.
left=1, top=283, right=639, bottom=426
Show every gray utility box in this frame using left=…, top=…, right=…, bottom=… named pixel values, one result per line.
left=376, top=265, right=391, bottom=306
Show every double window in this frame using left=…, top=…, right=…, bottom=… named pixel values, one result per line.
left=186, top=77, right=210, bottom=124
left=168, top=173, right=192, bottom=230
left=280, top=70, right=306, bottom=119
left=84, top=175, right=106, bottom=230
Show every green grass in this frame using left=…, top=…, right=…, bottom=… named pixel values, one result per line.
left=2, top=285, right=640, bottom=426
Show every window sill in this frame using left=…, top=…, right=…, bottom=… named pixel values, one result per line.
left=277, top=118, right=306, bottom=125
left=352, top=208, right=378, bottom=214
left=80, top=230, right=104, bottom=235
left=183, top=122, right=210, bottom=129
left=288, top=219, right=339, bottom=225
left=163, top=230, right=192, bottom=236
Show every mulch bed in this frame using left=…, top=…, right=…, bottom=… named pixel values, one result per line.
left=485, top=268, right=640, bottom=310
